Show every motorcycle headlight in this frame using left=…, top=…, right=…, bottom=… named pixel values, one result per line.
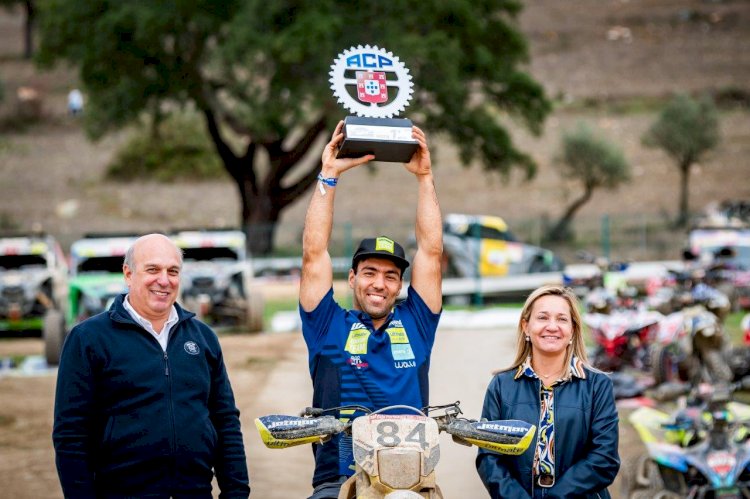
left=377, top=449, right=422, bottom=490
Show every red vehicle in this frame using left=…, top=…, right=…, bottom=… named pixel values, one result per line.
left=583, top=308, right=663, bottom=372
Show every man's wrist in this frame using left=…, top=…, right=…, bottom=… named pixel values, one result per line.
left=320, top=166, right=339, bottom=178
left=317, top=172, right=338, bottom=187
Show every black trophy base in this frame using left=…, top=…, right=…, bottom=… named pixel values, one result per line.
left=337, top=116, right=418, bottom=163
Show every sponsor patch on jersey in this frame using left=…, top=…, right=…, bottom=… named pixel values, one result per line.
left=184, top=341, right=200, bottom=355
left=385, top=327, right=408, bottom=344
left=347, top=355, right=369, bottom=370
left=394, top=360, right=416, bottom=369
left=391, top=343, right=415, bottom=361
left=345, top=327, right=370, bottom=355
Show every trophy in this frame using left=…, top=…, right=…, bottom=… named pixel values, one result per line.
left=329, top=45, right=418, bottom=163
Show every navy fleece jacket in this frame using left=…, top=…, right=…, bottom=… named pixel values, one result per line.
left=53, top=294, right=250, bottom=499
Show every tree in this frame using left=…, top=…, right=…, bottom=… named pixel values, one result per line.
left=546, top=123, right=630, bottom=242
left=36, top=0, right=550, bottom=255
left=0, top=0, right=35, bottom=59
left=642, top=94, right=720, bottom=228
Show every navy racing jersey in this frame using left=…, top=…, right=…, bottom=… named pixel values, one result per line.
left=300, top=286, right=441, bottom=486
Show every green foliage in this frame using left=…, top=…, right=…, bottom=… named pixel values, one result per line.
left=560, top=123, right=630, bottom=189
left=642, top=93, right=721, bottom=226
left=35, top=0, right=550, bottom=252
left=0, top=210, right=19, bottom=230
left=642, top=94, right=720, bottom=168
left=106, top=113, right=224, bottom=182
left=36, top=0, right=548, bottom=171
left=546, top=123, right=630, bottom=242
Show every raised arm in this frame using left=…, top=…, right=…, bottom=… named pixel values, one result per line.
left=405, top=126, right=443, bottom=312
left=299, top=121, right=374, bottom=311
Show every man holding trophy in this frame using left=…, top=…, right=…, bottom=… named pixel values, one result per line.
left=298, top=45, right=444, bottom=498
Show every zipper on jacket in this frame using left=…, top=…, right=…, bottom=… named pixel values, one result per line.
left=531, top=378, right=542, bottom=496
left=164, top=350, right=177, bottom=460
left=552, top=383, right=557, bottom=491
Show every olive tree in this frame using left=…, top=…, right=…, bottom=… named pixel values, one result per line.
left=36, top=0, right=550, bottom=254
left=642, top=94, right=720, bottom=228
left=546, top=123, right=630, bottom=242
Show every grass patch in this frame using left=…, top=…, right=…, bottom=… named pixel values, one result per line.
left=725, top=311, right=746, bottom=345
left=262, top=297, right=299, bottom=327
left=0, top=414, right=15, bottom=427
left=244, top=356, right=277, bottom=368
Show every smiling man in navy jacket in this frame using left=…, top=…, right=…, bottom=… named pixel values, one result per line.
left=53, top=233, right=250, bottom=499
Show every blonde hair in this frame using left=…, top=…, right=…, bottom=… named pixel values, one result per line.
left=498, top=284, right=590, bottom=376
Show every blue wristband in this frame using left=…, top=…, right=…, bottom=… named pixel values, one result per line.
left=317, top=173, right=338, bottom=187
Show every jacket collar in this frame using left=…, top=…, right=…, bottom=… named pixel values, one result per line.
left=108, top=293, right=195, bottom=326
left=514, top=355, right=586, bottom=382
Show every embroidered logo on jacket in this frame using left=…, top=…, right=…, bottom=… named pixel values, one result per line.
left=184, top=341, right=200, bottom=355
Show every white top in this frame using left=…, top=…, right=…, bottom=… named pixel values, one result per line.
left=123, top=295, right=179, bottom=352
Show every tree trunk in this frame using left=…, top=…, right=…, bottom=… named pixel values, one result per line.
left=23, top=0, right=34, bottom=59
left=545, top=188, right=593, bottom=242
left=675, top=161, right=691, bottom=228
left=239, top=181, right=282, bottom=256
left=200, top=103, right=327, bottom=256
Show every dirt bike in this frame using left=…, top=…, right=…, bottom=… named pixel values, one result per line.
left=622, top=378, right=750, bottom=499
left=255, top=401, right=535, bottom=498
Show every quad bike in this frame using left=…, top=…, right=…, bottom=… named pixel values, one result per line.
left=622, top=378, right=750, bottom=499
left=583, top=307, right=663, bottom=373
left=649, top=303, right=734, bottom=386
left=256, top=401, right=535, bottom=498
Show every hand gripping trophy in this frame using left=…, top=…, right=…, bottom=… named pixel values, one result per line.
left=329, top=45, right=418, bottom=163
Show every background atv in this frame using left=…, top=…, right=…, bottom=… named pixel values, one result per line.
left=0, top=233, right=68, bottom=365
left=67, top=234, right=135, bottom=326
left=173, top=229, right=264, bottom=332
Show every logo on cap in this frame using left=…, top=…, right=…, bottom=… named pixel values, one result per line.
left=375, top=237, right=395, bottom=254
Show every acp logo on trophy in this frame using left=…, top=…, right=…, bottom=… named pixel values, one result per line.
left=329, top=45, right=418, bottom=163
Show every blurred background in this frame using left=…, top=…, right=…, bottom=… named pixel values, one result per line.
left=0, top=1, right=749, bottom=498
left=0, top=0, right=748, bottom=265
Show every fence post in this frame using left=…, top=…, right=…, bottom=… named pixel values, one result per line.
left=344, top=222, right=353, bottom=261
left=472, top=223, right=483, bottom=306
left=601, top=214, right=610, bottom=261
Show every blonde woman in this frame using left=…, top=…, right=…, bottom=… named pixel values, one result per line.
left=476, top=285, right=620, bottom=498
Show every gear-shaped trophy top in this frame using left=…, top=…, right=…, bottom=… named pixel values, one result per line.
left=329, top=45, right=414, bottom=119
